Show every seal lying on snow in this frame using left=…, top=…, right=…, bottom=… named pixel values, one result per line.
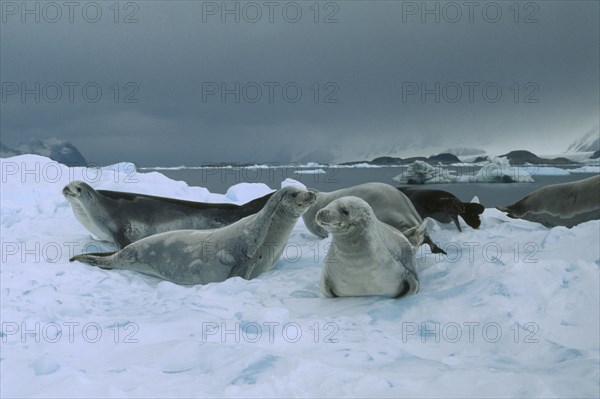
left=496, top=175, right=600, bottom=228
left=317, top=197, right=422, bottom=298
left=302, top=183, right=446, bottom=254
left=63, top=180, right=273, bottom=248
left=398, top=187, right=485, bottom=231
left=70, top=186, right=316, bottom=285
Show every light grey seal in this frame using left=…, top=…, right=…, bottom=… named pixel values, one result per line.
left=302, top=183, right=446, bottom=254
left=496, top=175, right=600, bottom=228
left=63, top=180, right=273, bottom=248
left=317, top=197, right=423, bottom=298
left=69, top=186, right=316, bottom=285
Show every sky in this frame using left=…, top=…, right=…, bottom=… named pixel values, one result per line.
left=1, top=1, right=599, bottom=166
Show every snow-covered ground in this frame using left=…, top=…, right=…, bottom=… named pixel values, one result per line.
left=1, top=155, right=599, bottom=398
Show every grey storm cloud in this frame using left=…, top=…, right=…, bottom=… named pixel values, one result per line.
left=1, top=1, right=598, bottom=166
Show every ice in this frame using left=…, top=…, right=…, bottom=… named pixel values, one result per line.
left=569, top=166, right=600, bottom=174
left=335, top=163, right=384, bottom=168
left=294, top=169, right=327, bottom=175
left=392, top=161, right=456, bottom=184
left=391, top=158, right=576, bottom=184
left=1, top=155, right=598, bottom=398
left=225, top=183, right=274, bottom=204
left=526, top=166, right=571, bottom=176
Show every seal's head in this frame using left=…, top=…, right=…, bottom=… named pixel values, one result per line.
left=274, top=185, right=317, bottom=217
left=316, top=196, right=373, bottom=234
left=62, top=181, right=96, bottom=203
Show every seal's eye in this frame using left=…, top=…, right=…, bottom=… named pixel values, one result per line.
left=291, top=192, right=298, bottom=198
left=341, top=208, right=349, bottom=216
left=76, top=187, right=81, bottom=193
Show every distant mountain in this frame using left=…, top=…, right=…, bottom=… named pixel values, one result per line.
left=369, top=156, right=406, bottom=165
left=591, top=150, right=600, bottom=159
left=340, top=153, right=461, bottom=166
left=566, top=129, right=600, bottom=153
left=444, top=147, right=486, bottom=157
left=499, top=150, right=576, bottom=165
left=0, top=138, right=87, bottom=166
left=428, top=153, right=461, bottom=164
left=0, top=143, right=19, bottom=157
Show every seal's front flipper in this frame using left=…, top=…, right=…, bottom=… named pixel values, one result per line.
left=424, top=235, right=446, bottom=255
left=321, top=274, right=338, bottom=298
left=451, top=215, right=462, bottom=232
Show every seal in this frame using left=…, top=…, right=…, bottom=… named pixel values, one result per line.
left=398, top=187, right=485, bottom=231
left=302, top=182, right=446, bottom=254
left=69, top=186, right=316, bottom=285
left=62, top=180, right=274, bottom=248
left=317, top=197, right=422, bottom=298
left=496, top=175, right=600, bottom=228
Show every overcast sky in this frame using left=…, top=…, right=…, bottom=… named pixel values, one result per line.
left=1, top=1, right=598, bottom=166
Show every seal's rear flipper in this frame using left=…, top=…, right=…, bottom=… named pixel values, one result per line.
left=424, top=234, right=446, bottom=255
left=461, top=203, right=485, bottom=229
left=70, top=252, right=117, bottom=269
left=395, top=273, right=419, bottom=298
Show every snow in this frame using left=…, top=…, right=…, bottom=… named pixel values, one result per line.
left=566, top=128, right=600, bottom=153
left=224, top=183, right=274, bottom=204
left=1, top=155, right=599, bottom=398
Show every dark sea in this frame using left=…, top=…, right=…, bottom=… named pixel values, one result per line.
left=139, top=164, right=598, bottom=208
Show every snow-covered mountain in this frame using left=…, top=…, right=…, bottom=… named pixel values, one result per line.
left=566, top=128, right=600, bottom=153
left=0, top=138, right=87, bottom=166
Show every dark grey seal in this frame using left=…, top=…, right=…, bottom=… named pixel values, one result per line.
left=69, top=186, right=316, bottom=285
left=496, top=175, right=600, bottom=228
left=63, top=180, right=273, bottom=248
left=398, top=187, right=485, bottom=231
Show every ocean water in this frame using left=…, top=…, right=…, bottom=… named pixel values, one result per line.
left=142, top=166, right=598, bottom=207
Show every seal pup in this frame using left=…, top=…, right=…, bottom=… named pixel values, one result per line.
left=496, top=175, right=600, bottom=228
left=70, top=186, right=316, bottom=285
left=317, top=197, right=423, bottom=298
left=398, top=187, right=485, bottom=231
left=302, top=182, right=446, bottom=254
left=63, top=181, right=273, bottom=248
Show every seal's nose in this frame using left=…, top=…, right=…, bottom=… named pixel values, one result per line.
left=62, top=185, right=74, bottom=197
left=316, top=209, right=330, bottom=223
left=297, top=190, right=316, bottom=207
left=304, top=190, right=316, bottom=203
